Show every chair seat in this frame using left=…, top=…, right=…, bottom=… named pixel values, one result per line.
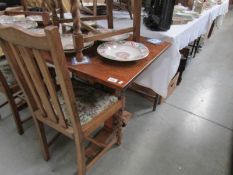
left=0, top=58, right=16, bottom=86
left=57, top=80, right=118, bottom=126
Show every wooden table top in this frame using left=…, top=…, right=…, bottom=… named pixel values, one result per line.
left=67, top=37, right=171, bottom=91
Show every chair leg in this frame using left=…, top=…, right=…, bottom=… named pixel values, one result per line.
left=190, top=40, right=197, bottom=57
left=193, top=37, right=201, bottom=58
left=177, top=71, right=183, bottom=85
left=33, top=118, right=50, bottom=161
left=127, top=1, right=133, bottom=19
left=74, top=139, right=86, bottom=175
left=8, top=97, right=24, bottom=135
left=208, top=19, right=216, bottom=38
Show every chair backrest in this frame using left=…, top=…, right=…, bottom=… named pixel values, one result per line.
left=0, top=25, right=82, bottom=138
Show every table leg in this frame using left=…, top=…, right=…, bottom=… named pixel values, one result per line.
left=190, top=39, right=197, bottom=57
left=193, top=36, right=201, bottom=58
left=129, top=83, right=159, bottom=111
left=153, top=94, right=160, bottom=111
left=208, top=19, right=216, bottom=39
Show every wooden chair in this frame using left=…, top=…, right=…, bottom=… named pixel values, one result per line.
left=0, top=25, right=123, bottom=175
left=0, top=58, right=31, bottom=135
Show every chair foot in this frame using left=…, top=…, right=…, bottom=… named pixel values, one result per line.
left=34, top=119, right=50, bottom=161
left=43, top=154, right=50, bottom=162
left=12, top=113, right=25, bottom=135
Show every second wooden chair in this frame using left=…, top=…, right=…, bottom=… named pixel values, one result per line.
left=0, top=58, right=30, bottom=134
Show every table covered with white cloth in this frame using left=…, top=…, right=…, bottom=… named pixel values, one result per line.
left=98, top=0, right=229, bottom=97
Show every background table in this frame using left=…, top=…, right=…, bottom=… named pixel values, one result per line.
left=98, top=0, right=229, bottom=97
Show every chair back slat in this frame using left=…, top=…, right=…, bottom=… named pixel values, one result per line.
left=16, top=45, right=59, bottom=123
left=32, top=49, right=67, bottom=128
left=44, top=28, right=83, bottom=134
left=8, top=43, right=46, bottom=116
left=0, top=25, right=83, bottom=133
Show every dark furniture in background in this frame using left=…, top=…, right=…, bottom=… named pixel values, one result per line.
left=144, top=0, right=175, bottom=31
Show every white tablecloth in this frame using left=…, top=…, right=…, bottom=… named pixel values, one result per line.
left=98, top=0, right=229, bottom=97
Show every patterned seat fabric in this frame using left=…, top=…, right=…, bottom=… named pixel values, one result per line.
left=57, top=80, right=118, bottom=126
left=0, top=58, right=16, bottom=86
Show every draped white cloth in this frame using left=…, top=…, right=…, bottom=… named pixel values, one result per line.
left=98, top=0, right=229, bottom=97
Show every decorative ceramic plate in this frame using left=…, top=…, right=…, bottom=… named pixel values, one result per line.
left=97, top=28, right=130, bottom=42
left=97, top=41, right=149, bottom=62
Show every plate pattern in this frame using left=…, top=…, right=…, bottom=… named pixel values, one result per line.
left=97, top=41, right=149, bottom=62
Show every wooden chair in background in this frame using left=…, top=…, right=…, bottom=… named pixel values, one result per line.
left=0, top=25, right=123, bottom=175
left=0, top=60, right=31, bottom=135
left=113, top=0, right=133, bottom=19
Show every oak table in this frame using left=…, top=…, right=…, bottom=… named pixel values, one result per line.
left=44, top=37, right=170, bottom=123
